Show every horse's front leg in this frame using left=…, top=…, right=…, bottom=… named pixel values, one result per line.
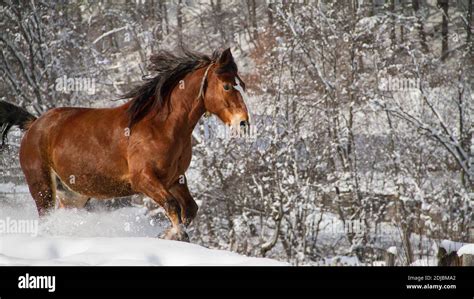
left=169, top=176, right=199, bottom=227
left=132, top=168, right=189, bottom=242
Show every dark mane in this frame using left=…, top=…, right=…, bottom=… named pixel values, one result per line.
left=122, top=47, right=221, bottom=128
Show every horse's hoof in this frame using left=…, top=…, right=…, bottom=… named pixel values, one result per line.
left=178, top=230, right=190, bottom=242
left=160, top=227, right=190, bottom=242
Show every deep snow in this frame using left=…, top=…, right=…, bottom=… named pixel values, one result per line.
left=0, top=235, right=285, bottom=266
left=0, top=187, right=285, bottom=266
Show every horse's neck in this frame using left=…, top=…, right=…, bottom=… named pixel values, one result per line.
left=160, top=80, right=206, bottom=135
left=127, top=67, right=207, bottom=137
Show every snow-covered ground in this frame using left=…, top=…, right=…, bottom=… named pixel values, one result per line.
left=0, top=236, right=285, bottom=266
left=0, top=183, right=445, bottom=266
left=0, top=186, right=285, bottom=266
left=458, top=244, right=474, bottom=257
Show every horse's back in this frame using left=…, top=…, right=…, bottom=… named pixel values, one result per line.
left=20, top=107, right=91, bottom=162
left=21, top=106, right=111, bottom=155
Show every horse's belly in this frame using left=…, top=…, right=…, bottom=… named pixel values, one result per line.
left=50, top=136, right=132, bottom=198
left=55, top=170, right=134, bottom=199
left=52, top=151, right=131, bottom=198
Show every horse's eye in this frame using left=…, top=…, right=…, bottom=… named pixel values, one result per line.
left=223, top=84, right=232, bottom=91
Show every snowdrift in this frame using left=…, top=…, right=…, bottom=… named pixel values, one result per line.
left=0, top=191, right=284, bottom=266
left=0, top=235, right=285, bottom=266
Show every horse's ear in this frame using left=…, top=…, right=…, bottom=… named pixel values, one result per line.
left=215, top=48, right=237, bottom=75
left=218, top=48, right=234, bottom=65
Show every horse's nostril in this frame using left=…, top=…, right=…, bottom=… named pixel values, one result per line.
left=240, top=120, right=249, bottom=127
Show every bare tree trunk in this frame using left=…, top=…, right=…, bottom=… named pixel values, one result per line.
left=246, top=0, right=258, bottom=40
left=177, top=0, right=183, bottom=44
left=250, top=0, right=258, bottom=39
left=155, top=0, right=163, bottom=41
left=211, top=0, right=227, bottom=43
left=210, top=0, right=218, bottom=34
left=400, top=0, right=405, bottom=43
left=412, top=0, right=429, bottom=52
left=368, top=0, right=375, bottom=17
left=468, top=0, right=473, bottom=50
left=385, top=110, right=415, bottom=265
left=162, top=0, right=169, bottom=35
left=267, top=2, right=274, bottom=26
left=438, top=0, right=449, bottom=60
left=385, top=250, right=396, bottom=266
left=390, top=0, right=396, bottom=48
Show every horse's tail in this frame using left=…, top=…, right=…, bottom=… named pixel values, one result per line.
left=0, top=100, right=37, bottom=146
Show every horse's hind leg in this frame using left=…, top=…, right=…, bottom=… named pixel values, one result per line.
left=23, top=167, right=56, bottom=217
left=54, top=176, right=90, bottom=209
left=56, top=190, right=90, bottom=209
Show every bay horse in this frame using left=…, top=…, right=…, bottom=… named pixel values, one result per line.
left=0, top=47, right=250, bottom=241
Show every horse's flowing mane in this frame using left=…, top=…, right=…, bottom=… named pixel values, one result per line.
left=122, top=47, right=221, bottom=128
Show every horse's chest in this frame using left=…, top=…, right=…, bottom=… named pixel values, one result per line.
left=130, top=135, right=192, bottom=186
left=166, top=143, right=192, bottom=183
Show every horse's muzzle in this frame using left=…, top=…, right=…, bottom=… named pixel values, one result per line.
left=239, top=120, right=250, bottom=134
left=239, top=120, right=249, bottom=128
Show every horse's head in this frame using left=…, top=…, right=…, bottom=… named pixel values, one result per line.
left=204, top=48, right=250, bottom=130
